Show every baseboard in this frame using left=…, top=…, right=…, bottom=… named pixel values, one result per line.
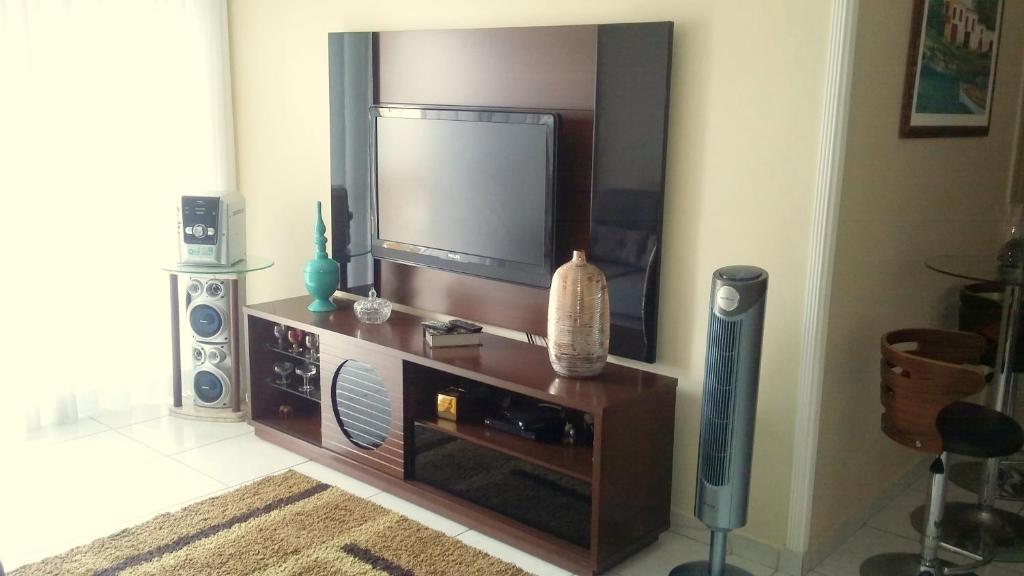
left=669, top=509, right=784, bottom=573
left=778, top=548, right=804, bottom=576
left=669, top=456, right=929, bottom=575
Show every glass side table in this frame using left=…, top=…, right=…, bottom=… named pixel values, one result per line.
left=925, top=255, right=1024, bottom=561
left=162, top=257, right=273, bottom=418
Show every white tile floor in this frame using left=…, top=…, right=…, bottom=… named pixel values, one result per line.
left=810, top=458, right=1024, bottom=576
left=4, top=405, right=762, bottom=576
left=10, top=409, right=1024, bottom=576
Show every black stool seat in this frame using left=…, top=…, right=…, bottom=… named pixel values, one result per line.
left=938, top=401, right=1024, bottom=458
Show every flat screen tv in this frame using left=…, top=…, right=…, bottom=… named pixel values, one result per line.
left=370, top=105, right=557, bottom=288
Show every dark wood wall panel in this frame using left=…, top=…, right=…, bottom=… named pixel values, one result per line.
left=332, top=23, right=673, bottom=359
left=375, top=26, right=599, bottom=334
left=377, top=26, right=597, bottom=110
left=379, top=260, right=549, bottom=335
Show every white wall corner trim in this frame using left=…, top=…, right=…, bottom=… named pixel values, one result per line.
left=786, top=0, right=860, bottom=572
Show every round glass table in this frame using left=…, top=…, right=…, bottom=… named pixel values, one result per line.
left=926, top=255, right=1024, bottom=287
left=926, top=255, right=1024, bottom=561
left=163, top=257, right=274, bottom=416
left=160, top=256, right=275, bottom=276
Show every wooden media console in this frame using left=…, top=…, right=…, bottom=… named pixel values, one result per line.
left=246, top=295, right=677, bottom=575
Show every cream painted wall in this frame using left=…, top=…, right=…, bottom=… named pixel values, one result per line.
left=227, top=0, right=832, bottom=548
left=810, top=0, right=1024, bottom=558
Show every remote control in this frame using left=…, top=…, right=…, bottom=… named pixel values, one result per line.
left=422, top=320, right=454, bottom=333
left=448, top=319, right=483, bottom=333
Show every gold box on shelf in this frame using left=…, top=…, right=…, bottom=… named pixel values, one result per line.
left=436, top=388, right=464, bottom=422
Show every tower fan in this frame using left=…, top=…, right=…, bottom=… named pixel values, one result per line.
left=671, top=265, right=769, bottom=576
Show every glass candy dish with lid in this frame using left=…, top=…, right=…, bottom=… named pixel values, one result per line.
left=354, top=289, right=392, bottom=324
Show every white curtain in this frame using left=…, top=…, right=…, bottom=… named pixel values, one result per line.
left=0, top=0, right=236, bottom=437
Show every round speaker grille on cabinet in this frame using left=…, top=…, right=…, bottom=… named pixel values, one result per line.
left=194, top=370, right=225, bottom=404
left=331, top=360, right=391, bottom=450
left=207, top=347, right=224, bottom=364
left=189, top=304, right=224, bottom=339
left=205, top=280, right=225, bottom=298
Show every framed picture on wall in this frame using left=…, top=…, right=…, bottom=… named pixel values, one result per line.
left=900, top=0, right=1005, bottom=137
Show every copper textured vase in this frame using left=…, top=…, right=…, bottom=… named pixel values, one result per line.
left=547, top=250, right=609, bottom=378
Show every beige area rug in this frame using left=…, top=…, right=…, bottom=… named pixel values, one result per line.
left=12, top=470, right=533, bottom=576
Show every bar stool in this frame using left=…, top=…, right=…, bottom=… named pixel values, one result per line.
left=861, top=329, right=1024, bottom=576
left=950, top=282, right=1024, bottom=502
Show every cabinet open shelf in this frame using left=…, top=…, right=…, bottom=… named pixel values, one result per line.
left=266, top=344, right=320, bottom=367
left=414, top=416, right=593, bottom=483
left=257, top=414, right=321, bottom=446
left=266, top=377, right=321, bottom=403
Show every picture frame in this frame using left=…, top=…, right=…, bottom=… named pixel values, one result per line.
left=900, top=0, right=1005, bottom=138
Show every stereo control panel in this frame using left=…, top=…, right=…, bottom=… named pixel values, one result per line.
left=181, top=196, right=220, bottom=246
left=177, top=192, right=245, bottom=266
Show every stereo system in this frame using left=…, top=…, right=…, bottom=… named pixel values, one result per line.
left=185, top=278, right=233, bottom=408
left=173, top=191, right=247, bottom=411
left=177, top=192, right=247, bottom=266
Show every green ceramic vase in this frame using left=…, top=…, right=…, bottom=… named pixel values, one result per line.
left=304, top=201, right=340, bottom=312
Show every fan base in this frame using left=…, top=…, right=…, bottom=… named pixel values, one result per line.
left=668, top=561, right=753, bottom=576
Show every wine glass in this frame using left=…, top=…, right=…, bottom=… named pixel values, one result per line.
left=273, top=324, right=287, bottom=350
left=287, top=328, right=305, bottom=355
left=273, top=361, right=294, bottom=385
left=304, top=333, right=319, bottom=362
left=296, top=363, right=318, bottom=394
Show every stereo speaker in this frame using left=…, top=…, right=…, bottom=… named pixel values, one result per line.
left=189, top=341, right=231, bottom=408
left=183, top=277, right=235, bottom=409
left=186, top=278, right=230, bottom=343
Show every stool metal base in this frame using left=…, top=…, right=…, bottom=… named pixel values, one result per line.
left=859, top=553, right=972, bottom=576
left=668, top=562, right=753, bottom=576
left=912, top=502, right=1024, bottom=562
left=949, top=460, right=1024, bottom=501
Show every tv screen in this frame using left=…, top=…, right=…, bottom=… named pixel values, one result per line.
left=370, top=106, right=557, bottom=288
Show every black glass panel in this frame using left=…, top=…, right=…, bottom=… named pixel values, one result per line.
left=412, top=423, right=591, bottom=548
left=328, top=32, right=375, bottom=294
left=590, top=23, right=672, bottom=363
